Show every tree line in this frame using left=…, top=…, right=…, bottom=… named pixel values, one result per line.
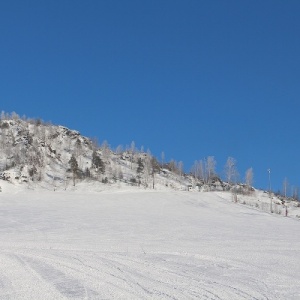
left=0, top=111, right=299, bottom=200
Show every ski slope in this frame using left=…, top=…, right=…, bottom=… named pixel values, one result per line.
left=0, top=187, right=299, bottom=299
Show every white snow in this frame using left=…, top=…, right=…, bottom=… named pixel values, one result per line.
left=0, top=186, right=299, bottom=299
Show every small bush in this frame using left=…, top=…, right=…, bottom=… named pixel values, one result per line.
left=129, top=177, right=138, bottom=186
left=0, top=122, right=9, bottom=129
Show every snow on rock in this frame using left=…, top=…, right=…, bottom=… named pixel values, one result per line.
left=0, top=117, right=193, bottom=192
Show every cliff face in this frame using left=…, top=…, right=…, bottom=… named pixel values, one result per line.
left=0, top=118, right=94, bottom=186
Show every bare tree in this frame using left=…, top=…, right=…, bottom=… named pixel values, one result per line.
left=205, top=156, right=216, bottom=184
left=11, top=111, right=20, bottom=120
left=178, top=161, right=184, bottom=177
left=90, top=137, right=100, bottom=151
left=161, top=151, right=165, bottom=167
left=224, top=157, right=237, bottom=184
left=0, top=111, right=6, bottom=120
left=168, top=159, right=178, bottom=173
left=75, top=139, right=83, bottom=168
left=130, top=141, right=135, bottom=169
left=151, top=156, right=160, bottom=189
left=0, top=127, right=7, bottom=150
left=292, top=186, right=299, bottom=201
left=143, top=152, right=152, bottom=188
left=101, top=140, right=110, bottom=161
left=115, top=145, right=123, bottom=154
left=283, top=177, right=288, bottom=199
left=245, top=167, right=254, bottom=194
left=191, top=160, right=204, bottom=181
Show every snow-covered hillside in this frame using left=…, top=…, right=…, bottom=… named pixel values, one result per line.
left=0, top=188, right=299, bottom=299
left=1, top=115, right=300, bottom=219
left=0, top=115, right=300, bottom=299
left=0, top=116, right=193, bottom=191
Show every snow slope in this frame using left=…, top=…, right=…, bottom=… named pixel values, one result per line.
left=0, top=188, right=299, bottom=299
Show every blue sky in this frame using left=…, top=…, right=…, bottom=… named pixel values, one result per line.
left=1, top=1, right=300, bottom=193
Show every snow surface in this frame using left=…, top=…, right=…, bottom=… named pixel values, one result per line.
left=0, top=185, right=299, bottom=299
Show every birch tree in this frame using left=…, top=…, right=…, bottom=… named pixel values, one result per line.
left=245, top=167, right=254, bottom=194
left=178, top=161, right=184, bottom=177
left=205, top=156, right=216, bottom=183
left=191, top=160, right=204, bottom=181
left=224, top=157, right=238, bottom=184
left=101, top=140, right=110, bottom=161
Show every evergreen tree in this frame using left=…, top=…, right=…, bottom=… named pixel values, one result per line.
left=136, top=158, right=144, bottom=186
left=92, top=151, right=105, bottom=174
left=69, top=154, right=78, bottom=186
left=137, top=158, right=144, bottom=175
left=84, top=167, right=91, bottom=178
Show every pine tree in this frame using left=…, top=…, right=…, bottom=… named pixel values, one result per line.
left=84, top=167, right=91, bottom=178
left=92, top=151, right=105, bottom=174
left=69, top=154, right=78, bottom=186
left=137, top=158, right=144, bottom=175
left=136, top=158, right=144, bottom=186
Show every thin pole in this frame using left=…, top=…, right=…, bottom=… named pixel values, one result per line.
left=268, top=169, right=272, bottom=213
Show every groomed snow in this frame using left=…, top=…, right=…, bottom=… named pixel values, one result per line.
left=0, top=186, right=299, bottom=299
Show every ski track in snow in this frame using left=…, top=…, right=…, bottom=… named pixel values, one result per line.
left=0, top=250, right=272, bottom=300
left=0, top=190, right=299, bottom=299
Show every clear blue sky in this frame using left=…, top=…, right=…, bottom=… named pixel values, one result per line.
left=1, top=1, right=300, bottom=193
